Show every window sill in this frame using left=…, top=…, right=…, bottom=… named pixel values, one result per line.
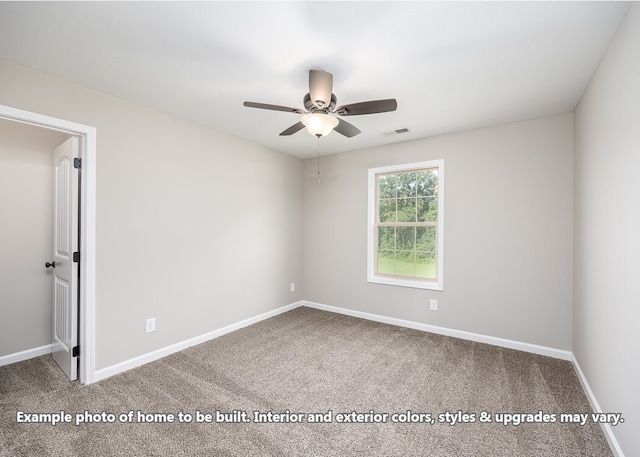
left=367, top=275, right=443, bottom=291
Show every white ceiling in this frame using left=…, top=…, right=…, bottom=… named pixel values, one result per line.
left=0, top=2, right=630, bottom=159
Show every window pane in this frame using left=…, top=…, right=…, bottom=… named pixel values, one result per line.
left=377, top=251, right=395, bottom=275
left=395, top=172, right=416, bottom=198
left=416, top=170, right=438, bottom=197
left=394, top=251, right=415, bottom=277
left=416, top=252, right=436, bottom=279
left=378, top=175, right=397, bottom=199
left=378, top=199, right=396, bottom=223
left=378, top=226, right=395, bottom=251
left=397, top=198, right=416, bottom=222
left=396, top=227, right=415, bottom=251
left=417, top=197, right=438, bottom=222
left=416, top=226, right=436, bottom=255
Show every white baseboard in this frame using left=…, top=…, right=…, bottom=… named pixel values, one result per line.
left=302, top=301, right=573, bottom=361
left=0, top=343, right=55, bottom=367
left=94, top=299, right=571, bottom=383
left=571, top=354, right=625, bottom=457
left=96, top=299, right=575, bottom=383
left=94, top=301, right=303, bottom=382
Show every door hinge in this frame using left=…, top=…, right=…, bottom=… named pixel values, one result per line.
left=74, top=158, right=81, bottom=169
left=72, top=346, right=80, bottom=357
left=73, top=251, right=80, bottom=263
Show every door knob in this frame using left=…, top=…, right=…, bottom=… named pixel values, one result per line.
left=45, top=261, right=56, bottom=269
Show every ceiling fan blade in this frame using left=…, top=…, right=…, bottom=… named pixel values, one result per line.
left=309, top=69, right=333, bottom=109
left=334, top=118, right=361, bottom=138
left=335, top=99, right=398, bottom=116
left=279, top=122, right=305, bottom=136
left=244, top=101, right=304, bottom=114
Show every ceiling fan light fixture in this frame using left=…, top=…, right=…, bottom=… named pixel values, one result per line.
left=301, top=113, right=339, bottom=137
left=244, top=69, right=396, bottom=138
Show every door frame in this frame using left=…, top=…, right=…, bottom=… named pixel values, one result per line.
left=0, top=104, right=96, bottom=384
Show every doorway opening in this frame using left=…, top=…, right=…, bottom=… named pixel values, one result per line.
left=0, top=104, right=96, bottom=384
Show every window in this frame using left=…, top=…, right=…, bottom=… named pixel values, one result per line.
left=368, top=160, right=444, bottom=290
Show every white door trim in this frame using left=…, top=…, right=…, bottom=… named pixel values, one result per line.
left=0, top=104, right=96, bottom=384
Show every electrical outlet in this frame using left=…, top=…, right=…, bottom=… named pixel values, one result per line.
left=290, top=282, right=296, bottom=292
left=145, top=318, right=156, bottom=333
left=430, top=299, right=438, bottom=311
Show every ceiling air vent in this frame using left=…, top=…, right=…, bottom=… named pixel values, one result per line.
left=383, top=128, right=410, bottom=136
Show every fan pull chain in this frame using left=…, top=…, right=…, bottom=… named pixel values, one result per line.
left=316, top=134, right=321, bottom=183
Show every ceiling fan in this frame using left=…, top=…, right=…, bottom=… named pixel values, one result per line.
left=243, top=69, right=397, bottom=138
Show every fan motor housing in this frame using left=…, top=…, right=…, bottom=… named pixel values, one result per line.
left=304, top=93, right=337, bottom=113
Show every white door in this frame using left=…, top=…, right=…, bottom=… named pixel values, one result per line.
left=51, top=137, right=79, bottom=380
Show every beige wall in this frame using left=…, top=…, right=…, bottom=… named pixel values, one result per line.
left=574, top=4, right=639, bottom=456
left=0, top=119, right=69, bottom=356
left=303, top=113, right=574, bottom=350
left=0, top=59, right=304, bottom=369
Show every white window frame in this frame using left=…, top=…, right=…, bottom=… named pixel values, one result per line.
left=367, top=160, right=444, bottom=291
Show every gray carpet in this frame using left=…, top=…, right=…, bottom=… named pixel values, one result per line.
left=1, top=307, right=612, bottom=456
